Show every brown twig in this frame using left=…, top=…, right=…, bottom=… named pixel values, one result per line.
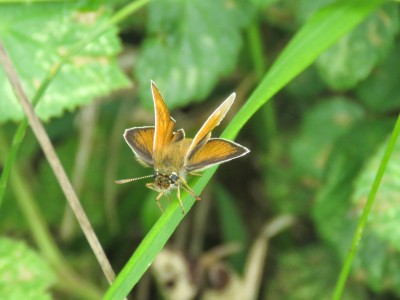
left=243, top=214, right=296, bottom=300
left=0, top=42, right=116, bottom=284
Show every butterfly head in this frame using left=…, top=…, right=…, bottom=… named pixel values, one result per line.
left=149, top=171, right=179, bottom=192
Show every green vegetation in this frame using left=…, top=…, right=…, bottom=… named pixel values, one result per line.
left=1, top=0, right=399, bottom=299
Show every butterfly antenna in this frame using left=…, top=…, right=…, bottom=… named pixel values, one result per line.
left=115, top=174, right=154, bottom=184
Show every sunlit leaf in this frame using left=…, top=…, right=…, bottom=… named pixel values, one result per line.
left=0, top=237, right=55, bottom=300
left=0, top=3, right=130, bottom=122
left=352, top=136, right=400, bottom=252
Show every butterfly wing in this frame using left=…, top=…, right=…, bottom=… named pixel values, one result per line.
left=185, top=138, right=249, bottom=171
left=185, top=93, right=236, bottom=162
left=151, top=81, right=176, bottom=167
left=171, top=128, right=185, bottom=143
left=124, top=126, right=155, bottom=166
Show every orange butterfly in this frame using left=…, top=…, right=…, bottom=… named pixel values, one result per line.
left=116, top=81, right=249, bottom=213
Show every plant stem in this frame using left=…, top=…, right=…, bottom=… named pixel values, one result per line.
left=0, top=119, right=28, bottom=206
left=0, top=131, right=102, bottom=300
left=0, top=41, right=117, bottom=283
left=246, top=22, right=277, bottom=144
left=332, top=114, right=400, bottom=300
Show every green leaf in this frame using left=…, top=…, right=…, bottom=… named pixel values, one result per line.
left=315, top=3, right=399, bottom=90
left=291, top=97, right=365, bottom=180
left=0, top=237, right=55, bottom=300
left=285, top=66, right=325, bottom=100
left=352, top=136, right=400, bottom=252
left=312, top=119, right=400, bottom=295
left=134, top=0, right=254, bottom=109
left=313, top=119, right=393, bottom=258
left=356, top=42, right=400, bottom=113
left=0, top=3, right=130, bottom=122
left=105, top=1, right=384, bottom=299
left=263, top=136, right=313, bottom=215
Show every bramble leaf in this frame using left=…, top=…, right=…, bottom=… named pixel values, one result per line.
left=0, top=237, right=55, bottom=300
left=0, top=3, right=130, bottom=123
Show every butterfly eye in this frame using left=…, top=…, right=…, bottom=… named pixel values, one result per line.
left=153, top=171, right=158, bottom=178
left=169, top=173, right=178, bottom=183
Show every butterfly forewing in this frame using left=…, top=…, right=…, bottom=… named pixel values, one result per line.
left=124, top=127, right=155, bottom=166
left=151, top=81, right=176, bottom=166
left=186, top=138, right=249, bottom=171
left=185, top=93, right=236, bottom=161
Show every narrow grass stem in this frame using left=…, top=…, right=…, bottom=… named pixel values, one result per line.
left=0, top=41, right=117, bottom=284
left=332, top=114, right=400, bottom=300
left=246, top=21, right=277, bottom=144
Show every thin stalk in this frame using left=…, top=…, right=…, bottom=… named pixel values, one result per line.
left=0, top=119, right=28, bottom=205
left=0, top=42, right=116, bottom=283
left=246, top=22, right=277, bottom=143
left=0, top=131, right=102, bottom=300
left=332, top=114, right=400, bottom=300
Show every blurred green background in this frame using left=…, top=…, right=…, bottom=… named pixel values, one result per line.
left=0, top=0, right=400, bottom=299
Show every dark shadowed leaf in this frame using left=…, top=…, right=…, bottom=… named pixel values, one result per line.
left=265, top=246, right=368, bottom=300
left=356, top=42, right=400, bottom=113
left=134, top=0, right=254, bottom=109
left=291, top=97, right=364, bottom=180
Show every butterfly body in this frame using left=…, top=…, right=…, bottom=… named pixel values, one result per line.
left=154, top=137, right=191, bottom=172
left=116, top=81, right=249, bottom=213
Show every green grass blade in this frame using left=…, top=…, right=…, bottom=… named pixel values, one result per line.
left=0, top=119, right=28, bottom=204
left=223, top=0, right=383, bottom=140
left=332, top=114, right=400, bottom=299
left=104, top=0, right=383, bottom=299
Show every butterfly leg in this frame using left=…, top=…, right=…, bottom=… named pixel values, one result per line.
left=156, top=192, right=164, bottom=212
left=179, top=177, right=201, bottom=201
left=176, top=185, right=185, bottom=214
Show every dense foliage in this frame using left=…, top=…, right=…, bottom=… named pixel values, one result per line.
left=0, top=0, right=399, bottom=299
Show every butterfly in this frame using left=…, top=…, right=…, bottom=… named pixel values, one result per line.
left=116, top=81, right=249, bottom=213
